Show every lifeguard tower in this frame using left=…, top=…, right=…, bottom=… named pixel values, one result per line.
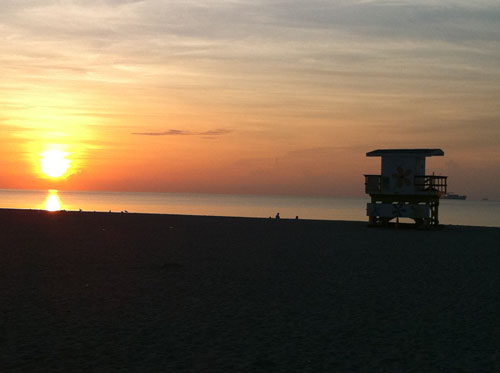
left=364, top=149, right=447, bottom=226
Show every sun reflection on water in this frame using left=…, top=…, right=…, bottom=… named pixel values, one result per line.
left=44, top=190, right=62, bottom=211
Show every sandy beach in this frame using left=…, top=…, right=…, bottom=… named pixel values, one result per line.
left=2, top=209, right=500, bottom=371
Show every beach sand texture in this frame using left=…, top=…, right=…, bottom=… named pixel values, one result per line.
left=2, top=209, right=500, bottom=372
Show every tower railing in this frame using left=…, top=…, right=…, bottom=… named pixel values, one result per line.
left=414, top=175, right=447, bottom=194
left=364, top=175, right=447, bottom=195
left=364, top=175, right=382, bottom=194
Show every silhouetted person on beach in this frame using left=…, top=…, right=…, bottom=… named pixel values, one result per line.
left=276, top=212, right=280, bottom=220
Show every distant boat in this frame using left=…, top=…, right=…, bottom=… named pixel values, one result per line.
left=442, top=193, right=467, bottom=200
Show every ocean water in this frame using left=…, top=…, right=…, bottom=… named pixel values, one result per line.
left=0, top=189, right=499, bottom=228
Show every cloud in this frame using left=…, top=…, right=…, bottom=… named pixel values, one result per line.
left=132, top=129, right=191, bottom=136
left=132, top=128, right=230, bottom=136
left=3, top=0, right=499, bottom=88
left=199, top=129, right=231, bottom=136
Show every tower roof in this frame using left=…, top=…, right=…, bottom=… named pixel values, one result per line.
left=366, top=149, right=444, bottom=157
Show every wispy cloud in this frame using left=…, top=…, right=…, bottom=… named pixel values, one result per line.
left=199, top=129, right=231, bottom=136
left=132, top=129, right=191, bottom=136
left=132, top=128, right=230, bottom=136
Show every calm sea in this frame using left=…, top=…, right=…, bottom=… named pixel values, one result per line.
left=0, top=189, right=499, bottom=227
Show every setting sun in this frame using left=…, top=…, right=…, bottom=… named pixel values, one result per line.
left=41, top=149, right=71, bottom=178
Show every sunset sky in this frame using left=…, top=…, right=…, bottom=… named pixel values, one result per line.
left=1, top=0, right=499, bottom=198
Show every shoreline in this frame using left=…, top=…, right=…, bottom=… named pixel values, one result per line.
left=2, top=209, right=500, bottom=371
left=1, top=189, right=499, bottom=228
left=2, top=207, right=499, bottom=229
left=0, top=207, right=500, bottom=231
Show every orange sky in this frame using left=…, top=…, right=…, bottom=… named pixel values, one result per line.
left=1, top=1, right=500, bottom=199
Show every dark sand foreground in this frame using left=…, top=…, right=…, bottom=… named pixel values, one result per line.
left=2, top=209, right=500, bottom=372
